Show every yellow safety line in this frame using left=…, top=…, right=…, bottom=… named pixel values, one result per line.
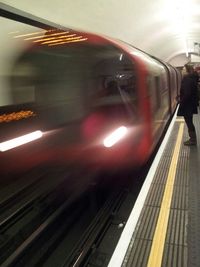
left=176, top=118, right=185, bottom=122
left=147, top=122, right=184, bottom=267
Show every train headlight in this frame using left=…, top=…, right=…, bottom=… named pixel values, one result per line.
left=103, top=126, right=128, bottom=148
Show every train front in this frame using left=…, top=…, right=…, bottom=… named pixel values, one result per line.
left=0, top=25, right=148, bottom=175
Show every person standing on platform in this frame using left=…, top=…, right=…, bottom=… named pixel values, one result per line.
left=177, top=64, right=199, bottom=146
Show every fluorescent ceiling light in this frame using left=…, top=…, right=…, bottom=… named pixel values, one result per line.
left=0, top=130, right=43, bottom=152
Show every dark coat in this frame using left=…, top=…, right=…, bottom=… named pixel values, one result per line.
left=177, top=73, right=199, bottom=116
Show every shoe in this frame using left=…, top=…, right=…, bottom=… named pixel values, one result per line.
left=184, top=139, right=197, bottom=146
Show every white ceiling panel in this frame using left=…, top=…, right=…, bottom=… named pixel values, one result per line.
left=1, top=0, right=200, bottom=65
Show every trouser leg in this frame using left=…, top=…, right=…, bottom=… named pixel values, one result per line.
left=184, top=114, right=197, bottom=144
left=188, top=130, right=197, bottom=141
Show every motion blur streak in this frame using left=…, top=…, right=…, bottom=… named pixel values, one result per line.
left=0, top=130, right=43, bottom=152
left=103, top=126, right=128, bottom=148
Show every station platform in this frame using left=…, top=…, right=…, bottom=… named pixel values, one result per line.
left=108, top=111, right=200, bottom=267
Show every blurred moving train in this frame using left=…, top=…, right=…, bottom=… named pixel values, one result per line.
left=0, top=9, right=181, bottom=176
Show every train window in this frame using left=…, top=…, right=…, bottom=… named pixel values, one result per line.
left=147, top=67, right=169, bottom=125
left=147, top=76, right=157, bottom=113
left=89, top=54, right=138, bottom=117
left=155, top=76, right=161, bottom=110
left=147, top=75, right=163, bottom=113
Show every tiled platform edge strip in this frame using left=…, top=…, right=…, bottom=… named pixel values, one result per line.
left=187, top=114, right=200, bottom=267
left=122, top=120, right=189, bottom=267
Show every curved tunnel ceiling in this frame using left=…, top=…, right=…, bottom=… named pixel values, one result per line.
left=1, top=0, right=200, bottom=66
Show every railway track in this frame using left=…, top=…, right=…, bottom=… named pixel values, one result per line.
left=64, top=190, right=128, bottom=267
left=0, top=168, right=102, bottom=266
left=0, top=168, right=138, bottom=267
left=0, top=161, right=147, bottom=267
left=1, top=188, right=130, bottom=267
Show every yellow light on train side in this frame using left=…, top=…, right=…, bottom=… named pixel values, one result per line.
left=103, top=126, right=128, bottom=148
left=0, top=130, right=43, bottom=152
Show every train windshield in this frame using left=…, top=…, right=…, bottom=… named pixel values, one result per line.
left=0, top=18, right=138, bottom=127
